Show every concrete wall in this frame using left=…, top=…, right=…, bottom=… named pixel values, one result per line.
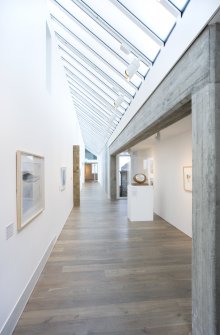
left=0, top=1, right=84, bottom=333
left=108, top=24, right=220, bottom=335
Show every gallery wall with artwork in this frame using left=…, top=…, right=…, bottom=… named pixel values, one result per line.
left=129, top=115, right=192, bottom=237
left=0, top=1, right=85, bottom=333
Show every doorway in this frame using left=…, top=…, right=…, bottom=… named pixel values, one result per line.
left=85, top=163, right=98, bottom=182
left=117, top=153, right=130, bottom=198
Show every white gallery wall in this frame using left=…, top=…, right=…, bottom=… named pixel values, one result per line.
left=153, top=123, right=192, bottom=237
left=130, top=116, right=192, bottom=237
left=0, top=0, right=84, bottom=333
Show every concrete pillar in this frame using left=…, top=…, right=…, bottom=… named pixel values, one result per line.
left=73, top=145, right=80, bottom=206
left=192, top=25, right=220, bottom=335
left=110, top=155, right=117, bottom=200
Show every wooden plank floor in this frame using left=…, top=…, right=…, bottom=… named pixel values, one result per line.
left=13, top=182, right=192, bottom=335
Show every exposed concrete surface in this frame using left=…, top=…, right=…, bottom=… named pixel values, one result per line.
left=109, top=24, right=220, bottom=335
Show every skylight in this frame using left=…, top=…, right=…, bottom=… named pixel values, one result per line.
left=47, top=0, right=190, bottom=154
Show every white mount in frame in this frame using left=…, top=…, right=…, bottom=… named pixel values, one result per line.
left=16, top=151, right=45, bottom=230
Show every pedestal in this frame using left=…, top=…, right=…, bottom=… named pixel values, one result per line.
left=127, top=185, right=153, bottom=221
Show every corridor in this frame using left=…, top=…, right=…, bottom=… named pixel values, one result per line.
left=14, top=182, right=192, bottom=335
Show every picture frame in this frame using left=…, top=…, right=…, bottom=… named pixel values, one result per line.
left=16, top=151, right=45, bottom=230
left=60, top=167, right=67, bottom=191
left=183, top=166, right=192, bottom=192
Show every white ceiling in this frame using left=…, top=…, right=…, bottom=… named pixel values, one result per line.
left=130, top=114, right=192, bottom=151
left=47, top=0, right=194, bottom=154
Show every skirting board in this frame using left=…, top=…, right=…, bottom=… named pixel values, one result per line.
left=0, top=236, right=57, bottom=335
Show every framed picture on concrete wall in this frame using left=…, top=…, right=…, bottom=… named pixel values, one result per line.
left=183, top=166, right=192, bottom=192
left=60, top=167, right=67, bottom=191
left=16, top=151, right=45, bottom=230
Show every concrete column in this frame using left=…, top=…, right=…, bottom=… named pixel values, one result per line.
left=192, top=24, right=220, bottom=335
left=73, top=145, right=80, bottom=206
left=110, top=155, right=117, bottom=200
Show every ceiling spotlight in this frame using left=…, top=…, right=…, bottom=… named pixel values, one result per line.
left=125, top=58, right=140, bottom=81
left=114, top=95, right=124, bottom=108
left=120, top=43, right=130, bottom=55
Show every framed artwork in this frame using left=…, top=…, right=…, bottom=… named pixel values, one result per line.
left=16, top=151, right=45, bottom=230
left=183, top=166, right=192, bottom=192
left=60, top=167, right=67, bottom=191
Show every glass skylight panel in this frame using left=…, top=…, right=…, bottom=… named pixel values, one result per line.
left=75, top=100, right=112, bottom=122
left=76, top=106, right=111, bottom=128
left=57, top=30, right=135, bottom=96
left=130, top=74, right=142, bottom=88
left=138, top=60, right=149, bottom=77
left=52, top=12, right=135, bottom=82
left=121, top=102, right=128, bottom=110
left=68, top=78, right=114, bottom=108
left=75, top=107, right=109, bottom=129
left=70, top=85, right=113, bottom=113
left=119, top=0, right=176, bottom=42
left=55, top=0, right=127, bottom=57
left=51, top=0, right=150, bottom=70
left=64, top=58, right=115, bottom=104
left=73, top=94, right=114, bottom=119
left=64, top=63, right=119, bottom=103
left=169, top=0, right=190, bottom=11
left=61, top=47, right=120, bottom=100
left=63, top=37, right=136, bottom=95
left=72, top=92, right=118, bottom=120
left=82, top=0, right=160, bottom=61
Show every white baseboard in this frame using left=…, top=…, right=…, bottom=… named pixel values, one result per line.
left=0, top=237, right=56, bottom=335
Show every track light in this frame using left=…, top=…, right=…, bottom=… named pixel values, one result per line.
left=125, top=58, right=140, bottom=81
left=120, top=43, right=130, bottom=55
left=114, top=95, right=124, bottom=108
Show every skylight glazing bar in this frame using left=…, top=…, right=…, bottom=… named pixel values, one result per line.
left=51, top=15, right=138, bottom=89
left=71, top=92, right=121, bottom=120
left=72, top=99, right=121, bottom=128
left=72, top=94, right=113, bottom=120
left=159, top=0, right=181, bottom=17
left=108, top=0, right=164, bottom=46
left=78, top=122, right=107, bottom=138
left=73, top=97, right=117, bottom=126
left=50, top=10, right=144, bottom=80
left=65, top=70, right=117, bottom=106
left=72, top=93, right=121, bottom=121
left=70, top=0, right=152, bottom=66
left=61, top=57, right=128, bottom=110
left=68, top=79, right=115, bottom=112
left=68, top=80, right=124, bottom=115
left=61, top=46, right=129, bottom=103
left=75, top=99, right=120, bottom=125
left=75, top=105, right=112, bottom=129
left=75, top=103, right=119, bottom=128
left=66, top=69, right=128, bottom=116
left=75, top=109, right=112, bottom=132
left=76, top=112, right=114, bottom=135
left=71, top=88, right=119, bottom=117
left=57, top=33, right=134, bottom=99
left=65, top=68, right=124, bottom=116
left=75, top=106, right=116, bottom=130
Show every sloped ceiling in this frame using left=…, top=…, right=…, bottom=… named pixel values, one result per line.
left=47, top=0, right=190, bottom=154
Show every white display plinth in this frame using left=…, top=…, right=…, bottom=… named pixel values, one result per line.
left=127, top=185, right=153, bottom=221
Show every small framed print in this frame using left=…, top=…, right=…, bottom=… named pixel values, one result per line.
left=183, top=166, right=192, bottom=192
left=60, top=167, right=67, bottom=191
left=16, top=151, right=45, bottom=230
